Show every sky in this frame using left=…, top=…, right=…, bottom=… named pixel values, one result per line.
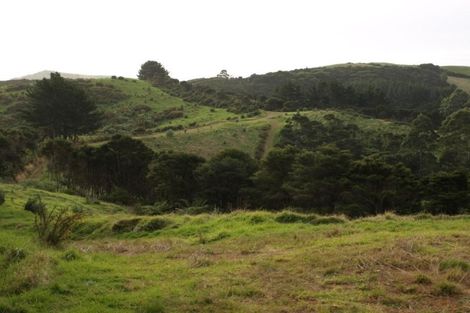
left=1, top=0, right=469, bottom=81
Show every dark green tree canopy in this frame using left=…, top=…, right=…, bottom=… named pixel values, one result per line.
left=24, top=73, right=102, bottom=138
left=196, top=149, right=258, bottom=210
left=148, top=152, right=205, bottom=205
left=138, top=61, right=171, bottom=86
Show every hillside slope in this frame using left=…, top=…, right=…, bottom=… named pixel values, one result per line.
left=0, top=183, right=469, bottom=313
left=1, top=76, right=409, bottom=159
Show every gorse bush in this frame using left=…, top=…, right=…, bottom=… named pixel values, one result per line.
left=24, top=196, right=82, bottom=246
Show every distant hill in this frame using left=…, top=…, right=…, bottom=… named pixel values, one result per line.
left=15, top=70, right=109, bottom=80
left=188, top=63, right=452, bottom=118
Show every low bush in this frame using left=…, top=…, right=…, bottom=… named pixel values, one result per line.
left=112, top=218, right=141, bottom=233
left=136, top=218, right=170, bottom=232
left=275, top=212, right=314, bottom=224
left=24, top=196, right=82, bottom=246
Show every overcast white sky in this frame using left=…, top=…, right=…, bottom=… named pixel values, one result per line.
left=1, top=0, right=469, bottom=81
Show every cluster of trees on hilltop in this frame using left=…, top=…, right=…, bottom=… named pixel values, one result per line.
left=138, top=61, right=455, bottom=120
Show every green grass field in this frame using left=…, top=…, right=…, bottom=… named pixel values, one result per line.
left=443, top=66, right=470, bottom=77
left=0, top=183, right=468, bottom=313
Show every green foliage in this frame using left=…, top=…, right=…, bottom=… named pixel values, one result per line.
left=135, top=218, right=170, bottom=232
left=438, top=108, right=470, bottom=168
left=274, top=212, right=313, bottom=223
left=112, top=218, right=142, bottom=233
left=138, top=61, right=171, bottom=87
left=439, top=89, right=470, bottom=117
left=148, top=152, right=204, bottom=205
left=0, top=129, right=36, bottom=179
left=24, top=196, right=82, bottom=246
left=24, top=73, right=102, bottom=138
left=285, top=145, right=353, bottom=213
left=252, top=146, right=297, bottom=209
left=196, top=149, right=258, bottom=210
left=422, top=171, right=469, bottom=214
left=0, top=190, right=4, bottom=206
left=192, top=63, right=452, bottom=119
left=0, top=303, right=28, bottom=313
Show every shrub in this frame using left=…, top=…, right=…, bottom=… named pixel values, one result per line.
left=24, top=196, right=82, bottom=246
left=275, top=212, right=313, bottom=224
left=136, top=218, right=169, bottom=232
left=0, top=190, right=5, bottom=205
left=249, top=214, right=267, bottom=224
left=112, top=218, right=141, bottom=233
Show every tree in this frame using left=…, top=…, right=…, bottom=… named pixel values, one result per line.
left=0, top=133, right=24, bottom=179
left=217, top=70, right=230, bottom=79
left=439, top=89, right=470, bottom=117
left=345, top=156, right=418, bottom=216
left=96, top=135, right=155, bottom=199
left=284, top=145, right=352, bottom=213
left=252, top=146, right=298, bottom=209
left=422, top=171, right=469, bottom=214
left=438, top=108, right=470, bottom=168
left=24, top=73, right=102, bottom=139
left=400, top=113, right=438, bottom=175
left=148, top=152, right=205, bottom=205
left=196, top=150, right=258, bottom=210
left=138, top=61, right=171, bottom=86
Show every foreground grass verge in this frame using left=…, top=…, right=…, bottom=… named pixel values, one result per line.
left=0, top=183, right=469, bottom=313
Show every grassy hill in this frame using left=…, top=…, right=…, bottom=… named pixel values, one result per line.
left=0, top=183, right=469, bottom=313
left=0, top=76, right=409, bottom=160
